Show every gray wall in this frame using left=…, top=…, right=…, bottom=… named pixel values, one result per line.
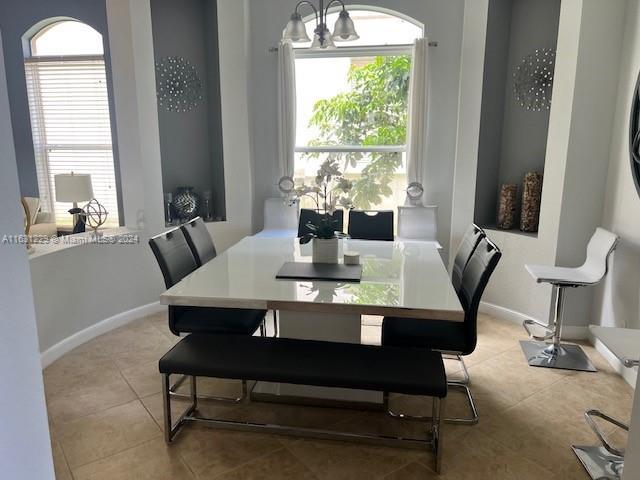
left=0, top=0, right=122, bottom=219
left=246, top=0, right=465, bottom=256
left=498, top=0, right=561, bottom=185
left=150, top=0, right=226, bottom=220
left=475, top=0, right=513, bottom=227
left=474, top=0, right=560, bottom=227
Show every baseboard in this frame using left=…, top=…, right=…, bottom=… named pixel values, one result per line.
left=40, top=302, right=165, bottom=369
left=479, top=301, right=589, bottom=340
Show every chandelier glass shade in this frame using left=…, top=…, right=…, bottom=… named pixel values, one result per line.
left=282, top=0, right=359, bottom=49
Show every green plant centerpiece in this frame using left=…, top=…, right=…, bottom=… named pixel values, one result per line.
left=296, top=159, right=353, bottom=264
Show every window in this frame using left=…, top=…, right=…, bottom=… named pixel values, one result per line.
left=294, top=10, right=423, bottom=212
left=24, top=20, right=120, bottom=228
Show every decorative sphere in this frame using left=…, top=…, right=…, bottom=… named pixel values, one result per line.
left=84, top=199, right=108, bottom=230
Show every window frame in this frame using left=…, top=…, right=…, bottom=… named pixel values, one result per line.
left=293, top=44, right=413, bottom=157
left=23, top=20, right=121, bottom=229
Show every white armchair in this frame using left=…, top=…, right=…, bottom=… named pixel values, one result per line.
left=22, top=197, right=57, bottom=237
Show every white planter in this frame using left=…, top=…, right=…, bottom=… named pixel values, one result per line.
left=312, top=237, right=339, bottom=264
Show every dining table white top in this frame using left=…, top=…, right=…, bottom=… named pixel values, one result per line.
left=161, top=236, right=464, bottom=321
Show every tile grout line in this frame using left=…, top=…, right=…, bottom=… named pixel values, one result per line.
left=68, top=437, right=161, bottom=478
left=58, top=402, right=163, bottom=471
left=206, top=447, right=290, bottom=480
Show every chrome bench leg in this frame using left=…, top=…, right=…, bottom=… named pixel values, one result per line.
left=433, top=397, right=444, bottom=474
left=169, top=375, right=248, bottom=404
left=163, top=373, right=196, bottom=443
left=520, top=285, right=596, bottom=372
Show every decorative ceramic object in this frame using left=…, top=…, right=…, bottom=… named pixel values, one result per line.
left=514, top=48, right=556, bottom=111
left=344, top=251, right=360, bottom=265
left=497, top=184, right=518, bottom=230
left=84, top=198, right=108, bottom=237
left=521, top=172, right=543, bottom=233
left=155, top=56, right=203, bottom=113
left=173, top=187, right=200, bottom=221
left=312, top=237, right=339, bottom=264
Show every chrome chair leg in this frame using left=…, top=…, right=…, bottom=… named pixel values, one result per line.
left=444, top=354, right=469, bottom=385
left=446, top=382, right=478, bottom=425
left=386, top=354, right=476, bottom=425
left=572, top=410, right=628, bottom=479
left=520, top=285, right=596, bottom=372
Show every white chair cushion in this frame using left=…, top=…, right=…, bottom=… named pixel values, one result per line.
left=23, top=197, right=40, bottom=225
left=397, top=205, right=438, bottom=241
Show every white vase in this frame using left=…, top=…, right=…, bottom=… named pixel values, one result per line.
left=312, top=237, right=339, bottom=264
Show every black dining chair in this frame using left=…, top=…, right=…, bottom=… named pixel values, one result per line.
left=298, top=208, right=344, bottom=238
left=348, top=210, right=394, bottom=241
left=181, top=217, right=216, bottom=266
left=452, top=224, right=485, bottom=291
left=149, top=227, right=267, bottom=402
left=382, top=236, right=502, bottom=425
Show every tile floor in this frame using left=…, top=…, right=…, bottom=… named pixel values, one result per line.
left=44, top=312, right=633, bottom=479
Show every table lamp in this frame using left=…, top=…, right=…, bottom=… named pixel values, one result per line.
left=55, top=172, right=93, bottom=232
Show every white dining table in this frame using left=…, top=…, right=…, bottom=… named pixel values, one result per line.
left=161, top=235, right=463, bottom=408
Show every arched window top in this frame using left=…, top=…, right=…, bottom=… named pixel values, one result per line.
left=30, top=20, right=103, bottom=57
left=302, top=8, right=423, bottom=48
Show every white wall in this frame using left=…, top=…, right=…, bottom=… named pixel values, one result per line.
left=0, top=31, right=55, bottom=479
left=453, top=0, right=628, bottom=329
left=592, top=0, right=640, bottom=331
left=246, top=0, right=465, bottom=256
left=208, top=0, right=255, bottom=252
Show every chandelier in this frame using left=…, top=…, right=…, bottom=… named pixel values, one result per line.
left=282, top=0, right=359, bottom=49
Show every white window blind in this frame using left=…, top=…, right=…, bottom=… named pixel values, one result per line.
left=24, top=58, right=119, bottom=228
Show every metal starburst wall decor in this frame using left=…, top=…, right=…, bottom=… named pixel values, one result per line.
left=155, top=56, right=203, bottom=113
left=513, top=48, right=556, bottom=112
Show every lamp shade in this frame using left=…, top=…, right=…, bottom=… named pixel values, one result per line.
left=332, top=10, right=359, bottom=42
left=311, top=25, right=336, bottom=50
left=55, top=173, right=93, bottom=203
left=283, top=12, right=311, bottom=42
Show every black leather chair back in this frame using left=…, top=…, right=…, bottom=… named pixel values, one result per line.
left=181, top=217, right=217, bottom=266
left=457, top=237, right=501, bottom=353
left=348, top=210, right=394, bottom=241
left=298, top=209, right=344, bottom=238
left=452, top=224, right=485, bottom=291
left=149, top=228, right=198, bottom=289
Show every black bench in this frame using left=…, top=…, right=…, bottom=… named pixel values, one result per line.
left=159, top=334, right=448, bottom=473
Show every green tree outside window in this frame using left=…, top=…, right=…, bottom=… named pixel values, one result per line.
left=304, top=55, right=411, bottom=210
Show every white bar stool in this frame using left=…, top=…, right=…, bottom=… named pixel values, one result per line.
left=520, top=228, right=620, bottom=372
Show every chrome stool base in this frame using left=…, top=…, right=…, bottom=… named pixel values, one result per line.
left=572, top=446, right=623, bottom=479
left=520, top=340, right=596, bottom=372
